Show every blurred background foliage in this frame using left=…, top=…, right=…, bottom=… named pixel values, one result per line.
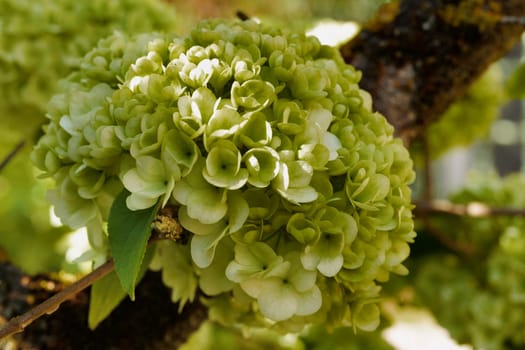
left=2, top=0, right=525, bottom=349
left=165, top=0, right=391, bottom=29
left=180, top=321, right=395, bottom=350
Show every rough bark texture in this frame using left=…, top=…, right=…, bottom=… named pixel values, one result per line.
left=341, top=0, right=525, bottom=144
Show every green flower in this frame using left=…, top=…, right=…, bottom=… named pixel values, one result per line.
left=173, top=87, right=217, bottom=138
left=302, top=230, right=345, bottom=277
left=274, top=160, right=318, bottom=204
left=352, top=301, right=381, bottom=332
left=198, top=238, right=235, bottom=295
left=287, top=213, right=320, bottom=245
left=242, top=188, right=279, bottom=220
left=346, top=161, right=391, bottom=210
left=172, top=159, right=229, bottom=224
left=86, top=125, right=123, bottom=168
left=178, top=205, right=227, bottom=266
left=226, top=242, right=289, bottom=283
left=232, top=54, right=261, bottom=82
left=178, top=190, right=248, bottom=268
left=268, top=48, right=298, bottom=81
left=238, top=252, right=322, bottom=321
left=301, top=207, right=358, bottom=277
left=203, top=140, right=248, bottom=190
left=150, top=241, right=198, bottom=312
left=69, top=164, right=106, bottom=199
left=47, top=169, right=98, bottom=230
left=383, top=239, right=410, bottom=274
left=339, top=234, right=390, bottom=282
left=129, top=110, right=170, bottom=158
left=243, top=147, right=280, bottom=188
left=121, top=155, right=174, bottom=210
left=289, top=64, right=330, bottom=100
left=31, top=142, right=62, bottom=176
left=205, top=107, right=242, bottom=147
left=59, top=83, right=114, bottom=136
left=238, top=111, right=273, bottom=147
left=231, top=79, right=276, bottom=111
left=273, top=99, right=307, bottom=135
left=161, top=129, right=201, bottom=177
left=178, top=57, right=217, bottom=88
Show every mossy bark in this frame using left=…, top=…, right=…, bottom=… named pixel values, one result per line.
left=341, top=0, right=525, bottom=144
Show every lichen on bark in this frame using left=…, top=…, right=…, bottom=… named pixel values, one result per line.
left=341, top=0, right=525, bottom=144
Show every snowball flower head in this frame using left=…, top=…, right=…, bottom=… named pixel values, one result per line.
left=32, top=19, right=415, bottom=332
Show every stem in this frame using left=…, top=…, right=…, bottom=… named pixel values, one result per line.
left=0, top=141, right=25, bottom=172
left=0, top=260, right=114, bottom=340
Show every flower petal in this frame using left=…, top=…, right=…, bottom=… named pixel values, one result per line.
left=257, top=279, right=297, bottom=321
left=295, top=285, right=322, bottom=316
left=190, top=225, right=228, bottom=268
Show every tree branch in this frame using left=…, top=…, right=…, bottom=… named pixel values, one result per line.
left=1, top=210, right=206, bottom=348
left=341, top=0, right=525, bottom=144
left=414, top=200, right=525, bottom=255
left=0, top=262, right=208, bottom=349
left=415, top=200, right=525, bottom=217
left=0, top=260, right=114, bottom=339
left=0, top=141, right=25, bottom=172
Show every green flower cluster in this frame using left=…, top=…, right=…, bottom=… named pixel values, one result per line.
left=0, top=0, right=178, bottom=125
left=414, top=173, right=525, bottom=349
left=32, top=19, right=415, bottom=331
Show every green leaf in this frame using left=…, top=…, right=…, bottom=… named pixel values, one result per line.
left=108, top=189, right=158, bottom=300
left=88, top=247, right=155, bottom=329
left=88, top=270, right=125, bottom=330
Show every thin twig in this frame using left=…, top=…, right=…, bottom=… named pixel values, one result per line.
left=415, top=200, right=525, bottom=218
left=0, top=208, right=185, bottom=340
left=412, top=198, right=525, bottom=255
left=0, top=260, right=114, bottom=340
left=0, top=141, right=25, bottom=172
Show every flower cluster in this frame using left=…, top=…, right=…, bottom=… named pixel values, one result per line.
left=32, top=19, right=415, bottom=331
